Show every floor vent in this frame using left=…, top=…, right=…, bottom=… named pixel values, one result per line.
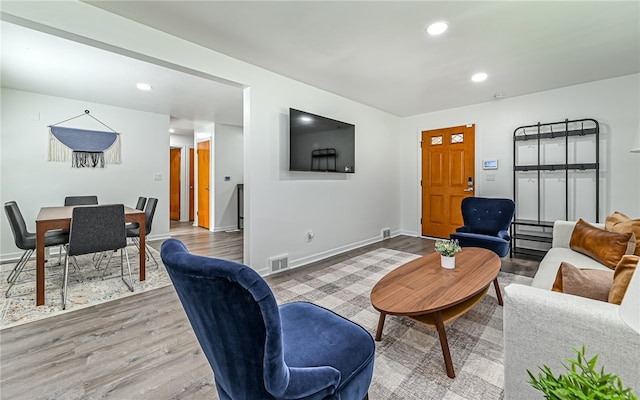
left=269, top=255, right=289, bottom=272
left=382, top=228, right=391, bottom=239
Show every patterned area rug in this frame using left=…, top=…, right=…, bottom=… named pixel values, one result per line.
left=0, top=246, right=170, bottom=328
left=269, top=248, right=533, bottom=400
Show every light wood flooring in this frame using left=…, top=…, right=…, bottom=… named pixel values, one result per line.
left=0, top=222, right=539, bottom=399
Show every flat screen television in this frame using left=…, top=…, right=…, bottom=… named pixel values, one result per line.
left=289, top=108, right=355, bottom=173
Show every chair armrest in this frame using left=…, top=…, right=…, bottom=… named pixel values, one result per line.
left=503, top=284, right=640, bottom=400
left=270, top=366, right=340, bottom=400
left=456, top=226, right=471, bottom=233
left=497, top=229, right=510, bottom=241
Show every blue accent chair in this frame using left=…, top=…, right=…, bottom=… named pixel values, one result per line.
left=160, top=239, right=375, bottom=400
left=449, top=197, right=516, bottom=257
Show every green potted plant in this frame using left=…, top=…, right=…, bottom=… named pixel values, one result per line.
left=528, top=346, right=637, bottom=400
left=434, top=238, right=462, bottom=269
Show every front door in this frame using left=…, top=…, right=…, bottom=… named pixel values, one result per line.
left=169, top=148, right=181, bottom=220
left=197, top=141, right=210, bottom=229
left=421, top=125, right=475, bottom=238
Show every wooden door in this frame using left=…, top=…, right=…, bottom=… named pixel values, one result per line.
left=197, top=141, right=210, bottom=229
left=421, top=125, right=475, bottom=238
left=189, top=148, right=195, bottom=221
left=169, top=148, right=181, bottom=220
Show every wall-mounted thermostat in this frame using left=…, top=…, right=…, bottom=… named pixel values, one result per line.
left=483, top=159, right=498, bottom=170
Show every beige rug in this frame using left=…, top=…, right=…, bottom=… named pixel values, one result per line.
left=0, top=246, right=170, bottom=329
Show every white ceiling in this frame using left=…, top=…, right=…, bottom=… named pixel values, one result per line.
left=2, top=1, right=639, bottom=132
left=88, top=1, right=640, bottom=117
left=0, top=20, right=244, bottom=135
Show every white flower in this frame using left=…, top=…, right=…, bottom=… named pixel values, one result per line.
left=434, top=239, right=462, bottom=257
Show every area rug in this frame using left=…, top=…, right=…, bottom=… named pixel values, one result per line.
left=0, top=246, right=170, bottom=328
left=269, top=248, right=533, bottom=400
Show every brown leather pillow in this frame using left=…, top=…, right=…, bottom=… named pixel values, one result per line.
left=609, top=255, right=639, bottom=304
left=605, top=211, right=640, bottom=256
left=552, top=262, right=613, bottom=302
left=570, top=219, right=635, bottom=269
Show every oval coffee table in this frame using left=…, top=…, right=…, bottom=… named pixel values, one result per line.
left=370, top=247, right=502, bottom=378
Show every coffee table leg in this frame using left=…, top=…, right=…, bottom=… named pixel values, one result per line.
left=375, top=312, right=387, bottom=341
left=434, top=311, right=455, bottom=378
left=493, top=278, right=503, bottom=306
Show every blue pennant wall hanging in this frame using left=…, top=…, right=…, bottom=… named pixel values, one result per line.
left=48, top=110, right=121, bottom=168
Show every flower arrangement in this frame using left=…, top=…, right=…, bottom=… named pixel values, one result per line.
left=434, top=239, right=462, bottom=257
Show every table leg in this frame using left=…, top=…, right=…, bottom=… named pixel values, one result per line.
left=493, top=278, right=503, bottom=306
left=434, top=311, right=455, bottom=378
left=36, top=222, right=46, bottom=306
left=375, top=312, right=387, bottom=341
left=138, top=215, right=146, bottom=282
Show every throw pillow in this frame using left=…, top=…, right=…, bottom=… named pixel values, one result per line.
left=569, top=219, right=635, bottom=269
left=605, top=211, right=640, bottom=256
left=552, top=262, right=613, bottom=302
left=608, top=255, right=639, bottom=305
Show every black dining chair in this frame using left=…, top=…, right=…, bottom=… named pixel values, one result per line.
left=64, top=196, right=98, bottom=206
left=62, top=204, right=133, bottom=309
left=135, top=197, right=147, bottom=211
left=127, top=197, right=158, bottom=267
left=4, top=201, right=69, bottom=297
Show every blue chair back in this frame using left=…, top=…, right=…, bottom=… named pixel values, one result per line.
left=160, top=239, right=288, bottom=399
left=461, top=197, right=515, bottom=236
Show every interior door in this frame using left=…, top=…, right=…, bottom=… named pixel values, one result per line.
left=197, top=140, right=210, bottom=229
left=421, top=125, right=475, bottom=238
left=189, top=148, right=195, bottom=221
left=169, top=148, right=181, bottom=220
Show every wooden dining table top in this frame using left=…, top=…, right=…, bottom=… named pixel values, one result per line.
left=36, top=205, right=143, bottom=222
left=370, top=247, right=501, bottom=316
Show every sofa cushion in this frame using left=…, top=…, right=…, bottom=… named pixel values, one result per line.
left=609, top=255, right=639, bottom=305
left=552, top=262, right=613, bottom=302
left=605, top=211, right=640, bottom=257
left=532, top=247, right=610, bottom=289
left=569, top=219, right=635, bottom=269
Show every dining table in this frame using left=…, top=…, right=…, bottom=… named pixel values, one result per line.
left=35, top=205, right=146, bottom=306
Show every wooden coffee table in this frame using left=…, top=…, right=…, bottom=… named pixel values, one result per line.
left=370, top=247, right=502, bottom=378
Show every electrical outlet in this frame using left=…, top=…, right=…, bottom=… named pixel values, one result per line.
left=381, top=228, right=391, bottom=239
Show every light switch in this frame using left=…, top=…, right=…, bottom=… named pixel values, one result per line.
left=486, top=173, right=496, bottom=181
left=153, top=173, right=163, bottom=181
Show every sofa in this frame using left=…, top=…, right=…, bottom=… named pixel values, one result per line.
left=503, top=220, right=640, bottom=399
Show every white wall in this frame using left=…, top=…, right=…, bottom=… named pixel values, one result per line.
left=0, top=88, right=171, bottom=260
left=170, top=134, right=194, bottom=221
left=1, top=2, right=401, bottom=272
left=398, top=74, right=640, bottom=236
left=214, top=124, right=243, bottom=231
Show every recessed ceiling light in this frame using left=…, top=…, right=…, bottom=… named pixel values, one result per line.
left=169, top=128, right=175, bottom=133
left=136, top=82, right=153, bottom=91
left=426, top=21, right=448, bottom=36
left=471, top=72, right=488, bottom=82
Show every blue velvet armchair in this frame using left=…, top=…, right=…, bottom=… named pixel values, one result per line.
left=449, top=197, right=516, bottom=257
left=160, top=239, right=375, bottom=400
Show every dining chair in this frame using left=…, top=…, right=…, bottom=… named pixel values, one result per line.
left=64, top=195, right=98, bottom=206
left=135, top=196, right=147, bottom=211
left=4, top=201, right=69, bottom=297
left=127, top=197, right=158, bottom=267
left=160, top=239, right=375, bottom=400
left=62, top=204, right=133, bottom=309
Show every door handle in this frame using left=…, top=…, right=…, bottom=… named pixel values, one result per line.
left=464, top=188, right=474, bottom=192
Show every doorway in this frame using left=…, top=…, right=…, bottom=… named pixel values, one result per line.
left=197, top=140, right=211, bottom=229
left=169, top=147, right=181, bottom=220
left=421, top=124, right=475, bottom=238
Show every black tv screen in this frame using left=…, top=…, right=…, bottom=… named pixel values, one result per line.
left=289, top=108, right=355, bottom=173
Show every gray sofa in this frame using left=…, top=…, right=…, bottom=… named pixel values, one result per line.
left=503, top=220, right=640, bottom=399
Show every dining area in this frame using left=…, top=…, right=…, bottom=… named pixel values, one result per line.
left=3, top=195, right=160, bottom=315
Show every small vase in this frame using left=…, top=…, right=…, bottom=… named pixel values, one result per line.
left=441, top=254, right=455, bottom=269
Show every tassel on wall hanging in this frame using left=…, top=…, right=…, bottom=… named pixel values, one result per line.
left=48, top=110, right=121, bottom=168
